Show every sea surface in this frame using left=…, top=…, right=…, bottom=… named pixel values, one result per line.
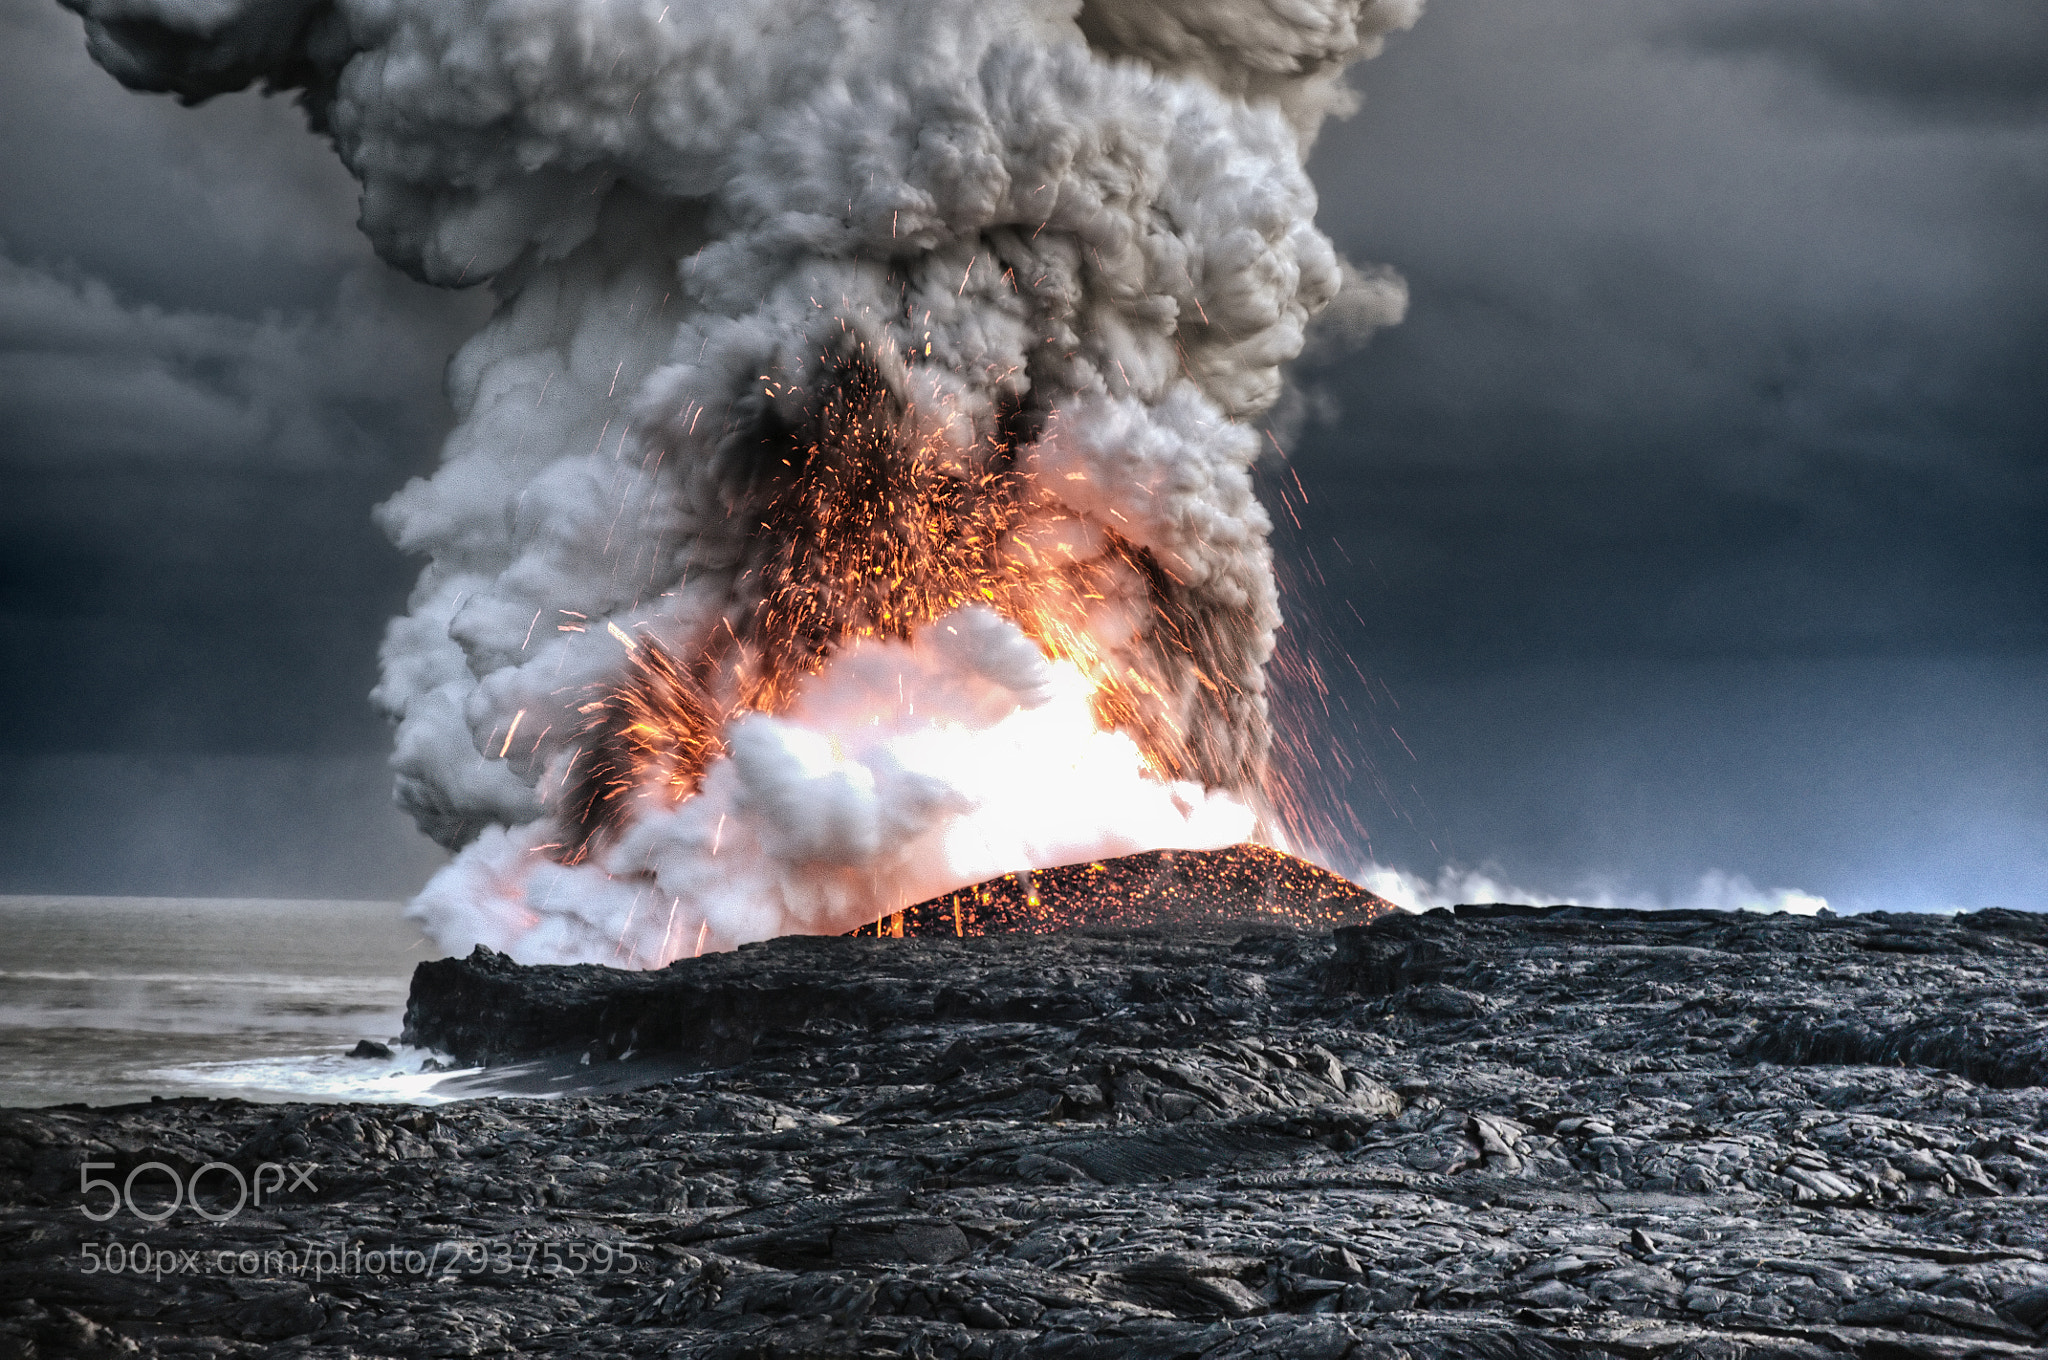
left=0, top=896, right=470, bottom=1108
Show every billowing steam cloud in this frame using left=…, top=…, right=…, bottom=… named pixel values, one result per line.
left=67, top=0, right=1415, bottom=961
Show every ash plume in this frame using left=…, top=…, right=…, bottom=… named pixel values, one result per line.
left=65, top=0, right=1417, bottom=961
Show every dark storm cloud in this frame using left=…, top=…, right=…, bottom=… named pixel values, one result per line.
left=0, top=229, right=483, bottom=751
left=1310, top=0, right=2048, bottom=466
left=0, top=0, right=485, bottom=737
left=0, top=251, right=476, bottom=469
left=0, top=2, right=363, bottom=314
left=1335, top=651, right=2048, bottom=913
left=0, top=2, right=484, bottom=487
left=0, top=753, right=447, bottom=897
left=1252, top=0, right=2048, bottom=906
left=0, top=8, right=485, bottom=474
left=0, top=0, right=482, bottom=892
left=0, top=464, right=428, bottom=754
left=1294, top=0, right=2048, bottom=668
left=1668, top=0, right=2048, bottom=123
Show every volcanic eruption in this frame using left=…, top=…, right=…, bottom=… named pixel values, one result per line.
left=66, top=0, right=1415, bottom=962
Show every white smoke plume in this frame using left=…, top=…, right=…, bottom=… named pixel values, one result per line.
left=66, top=0, right=1419, bottom=961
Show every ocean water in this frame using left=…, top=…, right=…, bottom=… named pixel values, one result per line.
left=0, top=896, right=472, bottom=1108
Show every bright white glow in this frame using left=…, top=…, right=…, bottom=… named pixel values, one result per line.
left=408, top=609, right=1255, bottom=964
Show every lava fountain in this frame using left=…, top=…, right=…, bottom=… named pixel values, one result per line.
left=66, top=0, right=1416, bottom=961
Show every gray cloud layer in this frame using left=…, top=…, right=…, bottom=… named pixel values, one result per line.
left=1297, top=0, right=2045, bottom=663
left=1670, top=0, right=2048, bottom=123
left=0, top=0, right=483, bottom=768
left=0, top=249, right=477, bottom=469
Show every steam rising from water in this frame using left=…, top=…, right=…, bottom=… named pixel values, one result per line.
left=1356, top=863, right=1830, bottom=917
left=67, top=0, right=1416, bottom=960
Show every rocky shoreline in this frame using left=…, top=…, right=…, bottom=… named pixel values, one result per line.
left=5, top=904, right=2048, bottom=1357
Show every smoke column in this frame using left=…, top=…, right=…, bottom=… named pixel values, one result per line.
left=66, top=0, right=1414, bottom=962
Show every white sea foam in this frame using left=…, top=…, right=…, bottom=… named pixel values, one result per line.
left=0, top=896, right=443, bottom=1107
left=143, top=1047, right=478, bottom=1106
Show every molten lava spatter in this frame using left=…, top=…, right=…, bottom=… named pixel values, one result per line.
left=850, top=843, right=1397, bottom=938
left=561, top=347, right=1266, bottom=869
left=561, top=635, right=725, bottom=865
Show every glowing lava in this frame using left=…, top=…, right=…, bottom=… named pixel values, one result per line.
left=420, top=342, right=1289, bottom=970
left=559, top=348, right=1260, bottom=870
left=852, top=843, right=1398, bottom=938
left=410, top=351, right=1278, bottom=969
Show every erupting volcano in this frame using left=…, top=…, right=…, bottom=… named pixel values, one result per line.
left=67, top=0, right=1415, bottom=961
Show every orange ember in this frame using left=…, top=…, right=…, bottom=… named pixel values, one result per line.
left=737, top=352, right=1044, bottom=712
left=561, top=638, right=723, bottom=864
left=561, top=344, right=1274, bottom=863
left=848, top=843, right=1396, bottom=938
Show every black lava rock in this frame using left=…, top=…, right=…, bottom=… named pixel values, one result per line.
left=4, top=903, right=2047, bottom=1358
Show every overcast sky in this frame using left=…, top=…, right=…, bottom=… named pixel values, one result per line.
left=1, top=0, right=2041, bottom=909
